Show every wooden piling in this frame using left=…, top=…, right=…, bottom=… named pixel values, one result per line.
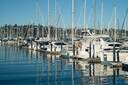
left=117, top=50, right=120, bottom=62
left=113, top=43, right=116, bottom=62
left=73, top=42, right=75, bottom=56
left=89, top=42, right=91, bottom=58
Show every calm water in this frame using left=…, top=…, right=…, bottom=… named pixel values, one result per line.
left=0, top=45, right=128, bottom=85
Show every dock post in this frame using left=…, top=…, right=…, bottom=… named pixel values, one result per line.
left=113, top=44, right=116, bottom=62
left=89, top=64, right=92, bottom=77
left=50, top=42, right=53, bottom=52
left=76, top=47, right=78, bottom=55
left=73, top=42, right=75, bottom=56
left=92, top=44, right=95, bottom=58
left=117, top=69, right=119, bottom=76
left=89, top=42, right=91, bottom=58
left=117, top=50, right=120, bottom=62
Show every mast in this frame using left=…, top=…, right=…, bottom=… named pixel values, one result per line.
left=121, top=8, right=128, bottom=39
left=35, top=0, right=40, bottom=38
left=55, top=0, right=57, bottom=41
left=113, top=0, right=116, bottom=62
left=72, top=1, right=75, bottom=85
left=84, top=0, right=87, bottom=31
left=100, top=0, right=103, bottom=34
left=10, top=25, right=12, bottom=39
left=114, top=1, right=117, bottom=41
left=117, top=18, right=120, bottom=40
left=48, top=0, right=50, bottom=40
left=125, top=18, right=127, bottom=38
left=7, top=25, right=8, bottom=40
left=0, top=26, right=1, bottom=39
left=72, top=0, right=75, bottom=45
left=93, top=0, right=96, bottom=33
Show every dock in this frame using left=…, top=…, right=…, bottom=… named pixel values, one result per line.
left=110, top=62, right=122, bottom=68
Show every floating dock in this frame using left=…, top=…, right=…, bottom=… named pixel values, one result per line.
left=110, top=62, right=122, bottom=68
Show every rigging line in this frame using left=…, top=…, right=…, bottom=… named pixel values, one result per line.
left=56, top=0, right=66, bottom=28
left=107, top=10, right=114, bottom=34
left=76, top=0, right=85, bottom=28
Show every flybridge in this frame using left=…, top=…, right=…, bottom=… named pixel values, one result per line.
left=81, top=30, right=95, bottom=38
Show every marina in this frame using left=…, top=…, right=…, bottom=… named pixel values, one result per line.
left=0, top=0, right=128, bottom=85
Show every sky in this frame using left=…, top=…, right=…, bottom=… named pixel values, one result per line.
left=0, top=0, right=128, bottom=28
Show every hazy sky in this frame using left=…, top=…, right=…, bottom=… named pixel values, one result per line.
left=0, top=0, right=128, bottom=28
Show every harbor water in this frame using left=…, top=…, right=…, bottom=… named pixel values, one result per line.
left=0, top=45, right=128, bottom=85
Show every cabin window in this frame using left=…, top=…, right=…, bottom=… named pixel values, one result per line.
left=108, top=44, right=121, bottom=47
left=54, top=43, right=66, bottom=45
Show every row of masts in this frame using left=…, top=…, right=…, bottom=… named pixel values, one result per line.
left=0, top=0, right=128, bottom=41
left=0, top=24, right=128, bottom=41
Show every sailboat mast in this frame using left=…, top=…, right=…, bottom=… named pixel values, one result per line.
left=114, top=1, right=117, bottom=42
left=100, top=0, right=103, bottom=34
left=125, top=18, right=127, bottom=38
left=72, top=0, right=75, bottom=44
left=71, top=1, right=75, bottom=85
left=84, top=0, right=87, bottom=30
left=55, top=0, right=57, bottom=41
left=113, top=0, right=117, bottom=62
left=93, top=0, right=96, bottom=33
left=48, top=0, right=50, bottom=40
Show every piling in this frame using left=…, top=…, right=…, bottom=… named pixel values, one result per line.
left=89, top=42, right=91, bottom=58
left=76, top=47, right=78, bottom=55
left=92, top=44, right=95, bottom=58
left=111, top=49, right=122, bottom=68
left=117, top=50, right=120, bottom=62
left=73, top=42, right=75, bottom=56
left=50, top=42, right=53, bottom=52
left=113, top=43, right=116, bottom=62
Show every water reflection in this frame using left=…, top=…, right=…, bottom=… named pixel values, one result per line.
left=0, top=46, right=128, bottom=85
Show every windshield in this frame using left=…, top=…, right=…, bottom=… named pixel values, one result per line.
left=54, top=42, right=66, bottom=45
left=102, top=37, right=113, bottom=42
